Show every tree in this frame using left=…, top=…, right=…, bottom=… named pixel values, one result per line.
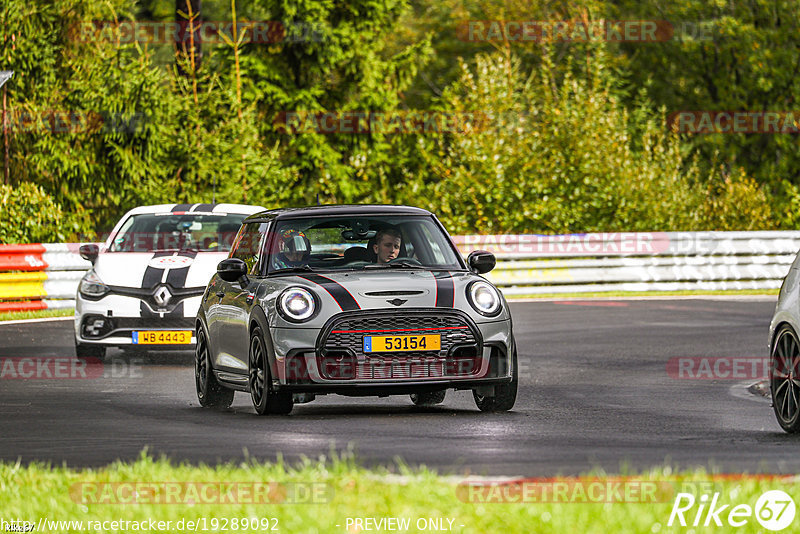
left=398, top=47, right=771, bottom=234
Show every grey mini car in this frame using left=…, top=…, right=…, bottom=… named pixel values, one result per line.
left=195, top=205, right=517, bottom=415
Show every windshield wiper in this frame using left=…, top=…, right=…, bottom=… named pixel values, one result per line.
left=271, top=265, right=318, bottom=274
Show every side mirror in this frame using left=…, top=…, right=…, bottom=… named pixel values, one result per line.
left=217, top=258, right=248, bottom=282
left=79, top=244, right=99, bottom=264
left=467, top=250, right=496, bottom=274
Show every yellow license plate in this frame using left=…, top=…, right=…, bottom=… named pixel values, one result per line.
left=132, top=331, right=192, bottom=345
left=363, top=334, right=441, bottom=352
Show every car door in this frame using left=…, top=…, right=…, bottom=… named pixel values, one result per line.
left=206, top=224, right=249, bottom=363
left=215, top=221, right=269, bottom=374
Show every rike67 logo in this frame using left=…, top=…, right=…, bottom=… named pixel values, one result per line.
left=669, top=490, right=795, bottom=531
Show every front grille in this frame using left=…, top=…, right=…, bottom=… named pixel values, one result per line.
left=80, top=316, right=194, bottom=340
left=106, top=285, right=205, bottom=314
left=317, top=310, right=482, bottom=380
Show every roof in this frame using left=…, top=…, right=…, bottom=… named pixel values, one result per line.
left=123, top=203, right=266, bottom=216
left=246, top=204, right=433, bottom=222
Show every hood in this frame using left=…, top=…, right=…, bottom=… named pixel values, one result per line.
left=269, top=269, right=508, bottom=325
left=93, top=251, right=227, bottom=289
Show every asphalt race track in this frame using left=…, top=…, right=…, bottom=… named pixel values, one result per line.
left=0, top=298, right=794, bottom=476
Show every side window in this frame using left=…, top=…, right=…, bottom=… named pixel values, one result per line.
left=229, top=222, right=269, bottom=274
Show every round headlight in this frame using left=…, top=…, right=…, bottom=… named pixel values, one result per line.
left=79, top=271, right=109, bottom=298
left=278, top=287, right=316, bottom=322
left=468, top=281, right=501, bottom=316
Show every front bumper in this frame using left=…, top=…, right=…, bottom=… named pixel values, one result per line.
left=75, top=293, right=198, bottom=347
left=266, top=309, right=514, bottom=393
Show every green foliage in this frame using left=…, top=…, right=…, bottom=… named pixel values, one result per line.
left=239, top=0, right=433, bottom=204
left=611, top=0, right=800, bottom=228
left=1, top=0, right=295, bottom=234
left=398, top=48, right=772, bottom=233
left=0, top=183, right=79, bottom=243
left=0, top=0, right=787, bottom=242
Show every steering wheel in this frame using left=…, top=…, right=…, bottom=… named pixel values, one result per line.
left=388, top=257, right=422, bottom=266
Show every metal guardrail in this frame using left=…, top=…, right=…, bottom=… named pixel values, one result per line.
left=0, top=244, right=90, bottom=312
left=0, top=231, right=797, bottom=311
left=451, top=231, right=800, bottom=295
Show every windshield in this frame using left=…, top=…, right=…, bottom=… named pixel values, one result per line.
left=267, top=215, right=464, bottom=273
left=108, top=213, right=246, bottom=252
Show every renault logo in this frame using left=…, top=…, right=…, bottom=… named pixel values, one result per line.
left=154, top=286, right=172, bottom=307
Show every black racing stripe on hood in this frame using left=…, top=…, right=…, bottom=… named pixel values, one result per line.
left=434, top=271, right=454, bottom=308
left=297, top=274, right=360, bottom=311
left=141, top=251, right=174, bottom=289
left=165, top=249, right=198, bottom=288
left=191, top=203, right=215, bottom=212
left=139, top=249, right=197, bottom=318
left=172, top=204, right=192, bottom=212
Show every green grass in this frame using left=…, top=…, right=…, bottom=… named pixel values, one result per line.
left=0, top=452, right=796, bottom=533
left=0, top=308, right=74, bottom=323
left=506, top=289, right=779, bottom=300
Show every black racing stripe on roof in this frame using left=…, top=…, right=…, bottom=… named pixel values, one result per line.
left=172, top=204, right=192, bottom=212
left=297, top=274, right=360, bottom=311
left=434, top=271, right=454, bottom=308
left=191, top=203, right=215, bottom=212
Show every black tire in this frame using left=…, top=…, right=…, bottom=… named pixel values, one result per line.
left=195, top=324, right=234, bottom=408
left=249, top=327, right=293, bottom=415
left=771, top=324, right=800, bottom=432
left=410, top=390, right=446, bottom=406
left=473, top=342, right=518, bottom=412
left=75, top=340, right=105, bottom=359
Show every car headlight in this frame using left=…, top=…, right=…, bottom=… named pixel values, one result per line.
left=467, top=281, right=502, bottom=317
left=278, top=287, right=316, bottom=322
left=79, top=271, right=110, bottom=298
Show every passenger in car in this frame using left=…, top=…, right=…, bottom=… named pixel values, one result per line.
left=274, top=229, right=312, bottom=269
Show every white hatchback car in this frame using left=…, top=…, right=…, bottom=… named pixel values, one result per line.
left=74, top=203, right=263, bottom=358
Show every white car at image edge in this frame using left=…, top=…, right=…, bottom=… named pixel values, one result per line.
left=74, top=203, right=264, bottom=358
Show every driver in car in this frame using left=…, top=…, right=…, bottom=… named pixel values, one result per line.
left=273, top=228, right=311, bottom=269
left=373, top=228, right=402, bottom=263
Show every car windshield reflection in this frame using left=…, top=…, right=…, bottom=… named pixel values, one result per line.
left=266, top=215, right=463, bottom=274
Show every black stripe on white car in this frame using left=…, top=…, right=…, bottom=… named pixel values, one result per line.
left=165, top=250, right=198, bottom=288
left=190, top=203, right=215, bottom=212
left=141, top=251, right=174, bottom=289
left=171, top=203, right=192, bottom=212
left=140, top=250, right=198, bottom=318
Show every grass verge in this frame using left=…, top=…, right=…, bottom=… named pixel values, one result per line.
left=0, top=308, right=74, bottom=323
left=0, top=452, right=796, bottom=533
